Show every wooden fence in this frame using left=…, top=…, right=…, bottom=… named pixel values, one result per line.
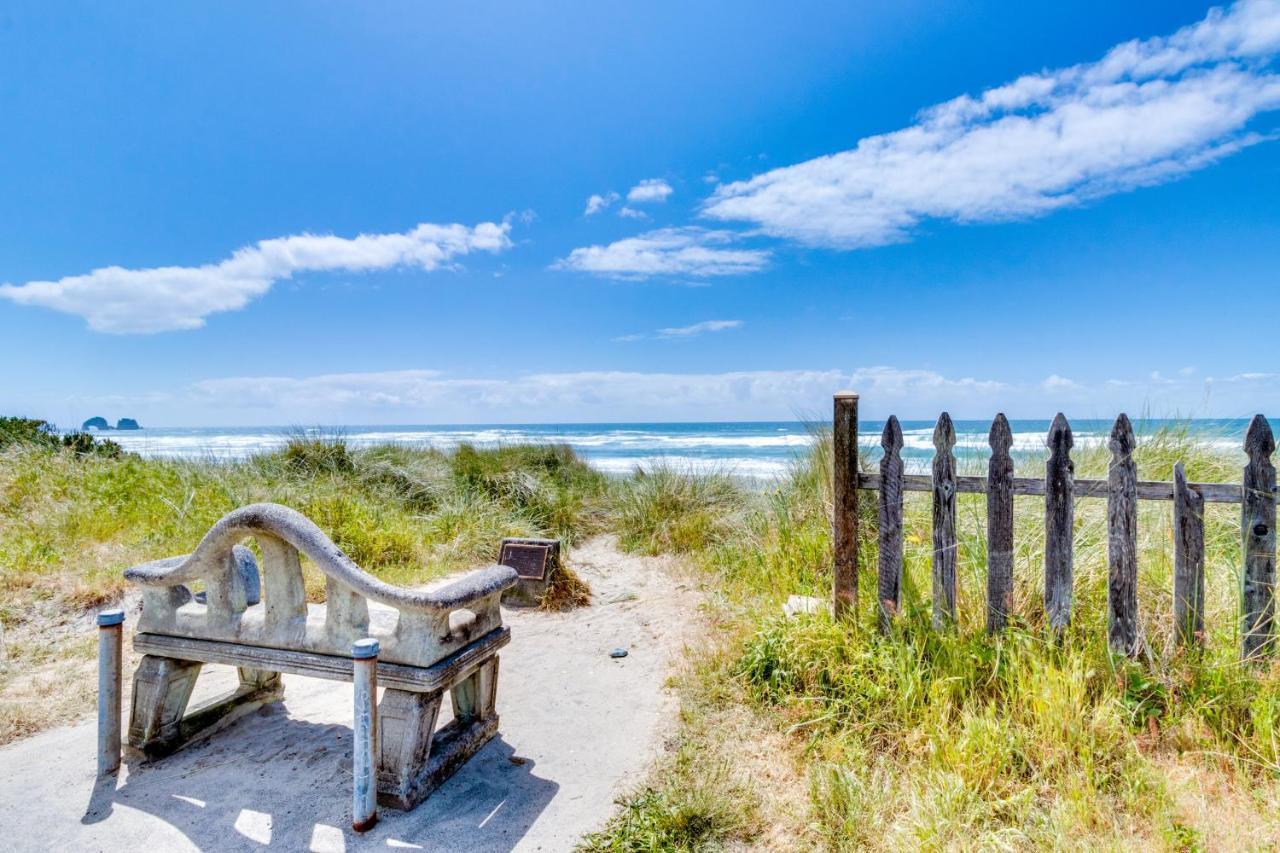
left=830, top=392, right=1278, bottom=660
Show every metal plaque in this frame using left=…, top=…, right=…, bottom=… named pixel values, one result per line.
left=499, top=542, right=550, bottom=581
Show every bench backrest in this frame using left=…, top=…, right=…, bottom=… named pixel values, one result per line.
left=124, top=503, right=516, bottom=667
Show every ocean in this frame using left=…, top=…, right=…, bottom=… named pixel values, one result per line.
left=97, top=419, right=1254, bottom=480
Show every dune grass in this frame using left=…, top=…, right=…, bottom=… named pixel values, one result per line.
left=590, top=423, right=1280, bottom=850
left=5, top=423, right=1280, bottom=847
left=0, top=435, right=608, bottom=743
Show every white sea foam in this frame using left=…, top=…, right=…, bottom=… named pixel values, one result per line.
left=104, top=420, right=1251, bottom=473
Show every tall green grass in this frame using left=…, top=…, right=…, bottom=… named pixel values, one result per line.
left=598, top=422, right=1280, bottom=848
left=0, top=436, right=608, bottom=623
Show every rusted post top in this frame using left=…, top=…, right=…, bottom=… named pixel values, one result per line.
left=352, top=638, right=380, bottom=659
left=97, top=608, right=125, bottom=627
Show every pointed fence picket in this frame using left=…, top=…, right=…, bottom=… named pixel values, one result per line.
left=986, top=414, right=1014, bottom=634
left=877, top=416, right=904, bottom=634
left=832, top=394, right=1278, bottom=663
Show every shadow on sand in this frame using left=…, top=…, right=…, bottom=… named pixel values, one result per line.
left=83, top=700, right=558, bottom=851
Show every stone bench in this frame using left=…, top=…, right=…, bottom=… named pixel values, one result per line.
left=117, top=502, right=518, bottom=812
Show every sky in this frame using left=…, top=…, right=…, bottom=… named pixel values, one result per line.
left=2, top=0, right=1280, bottom=426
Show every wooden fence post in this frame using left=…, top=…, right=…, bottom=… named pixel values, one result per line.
left=1107, top=414, right=1139, bottom=657
left=987, top=414, right=1014, bottom=633
left=1242, top=414, right=1276, bottom=660
left=1173, top=462, right=1205, bottom=648
left=1045, top=413, right=1075, bottom=634
left=878, top=416, right=904, bottom=633
left=932, top=413, right=957, bottom=628
left=833, top=392, right=859, bottom=618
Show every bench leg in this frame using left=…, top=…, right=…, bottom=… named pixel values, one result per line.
left=376, top=656, right=501, bottom=810
left=126, top=655, right=284, bottom=761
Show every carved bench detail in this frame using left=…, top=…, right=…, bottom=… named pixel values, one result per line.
left=119, top=502, right=517, bottom=812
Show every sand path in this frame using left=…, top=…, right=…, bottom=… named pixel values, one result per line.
left=0, top=536, right=699, bottom=852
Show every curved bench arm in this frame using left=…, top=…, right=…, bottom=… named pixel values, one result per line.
left=124, top=502, right=517, bottom=613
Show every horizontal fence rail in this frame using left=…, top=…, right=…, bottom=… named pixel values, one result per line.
left=854, top=472, right=1244, bottom=503
left=830, top=392, right=1278, bottom=662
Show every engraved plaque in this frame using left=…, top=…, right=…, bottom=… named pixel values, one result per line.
left=499, top=542, right=550, bottom=581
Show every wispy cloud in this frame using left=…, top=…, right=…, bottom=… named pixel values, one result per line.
left=704, top=0, right=1280, bottom=247
left=553, top=227, right=770, bottom=279
left=617, top=206, right=650, bottom=220
left=584, top=192, right=620, bottom=216
left=658, top=319, right=742, bottom=338
left=188, top=364, right=1010, bottom=418
left=190, top=367, right=847, bottom=420
left=0, top=222, right=512, bottom=333
left=67, top=364, right=1280, bottom=423
left=627, top=178, right=674, bottom=203
left=616, top=319, right=743, bottom=341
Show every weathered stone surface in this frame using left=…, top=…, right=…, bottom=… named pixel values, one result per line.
left=124, top=502, right=517, bottom=667
left=117, top=502, right=514, bottom=813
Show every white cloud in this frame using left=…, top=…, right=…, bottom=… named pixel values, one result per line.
left=704, top=0, right=1280, bottom=248
left=189, top=367, right=847, bottom=420
left=616, top=319, right=742, bottom=341
left=553, top=227, right=771, bottom=278
left=48, top=364, right=1280, bottom=424
left=0, top=221, right=511, bottom=333
left=850, top=366, right=1009, bottom=399
left=627, top=178, right=674, bottom=203
left=1042, top=374, right=1085, bottom=392
left=657, top=319, right=742, bottom=338
left=617, top=206, right=650, bottom=220
left=584, top=192, right=620, bottom=216
left=187, top=364, right=1012, bottom=420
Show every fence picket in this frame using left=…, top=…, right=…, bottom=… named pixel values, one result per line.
left=1045, top=413, right=1074, bottom=634
left=1242, top=415, right=1277, bottom=660
left=932, top=413, right=957, bottom=628
left=987, top=414, right=1014, bottom=633
left=1173, top=462, right=1205, bottom=648
left=1107, top=414, right=1140, bottom=657
left=833, top=393, right=860, bottom=618
left=878, top=416, right=904, bottom=633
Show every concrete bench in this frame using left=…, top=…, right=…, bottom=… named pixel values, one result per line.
left=115, top=502, right=517, bottom=813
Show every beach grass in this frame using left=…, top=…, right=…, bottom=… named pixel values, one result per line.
left=4, top=423, right=1280, bottom=847
left=0, top=434, right=608, bottom=743
left=588, top=423, right=1280, bottom=850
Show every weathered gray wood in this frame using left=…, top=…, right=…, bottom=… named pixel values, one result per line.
left=1242, top=415, right=1277, bottom=660
left=1044, top=413, right=1074, bottom=634
left=932, top=413, right=958, bottom=628
left=877, top=416, right=904, bottom=633
left=132, top=626, right=511, bottom=694
left=856, top=473, right=1241, bottom=504
left=1173, top=462, right=1205, bottom=647
left=1107, top=414, right=1140, bottom=657
left=986, top=414, right=1014, bottom=633
left=832, top=392, right=860, bottom=618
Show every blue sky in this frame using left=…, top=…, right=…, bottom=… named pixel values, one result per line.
left=2, top=1, right=1279, bottom=426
